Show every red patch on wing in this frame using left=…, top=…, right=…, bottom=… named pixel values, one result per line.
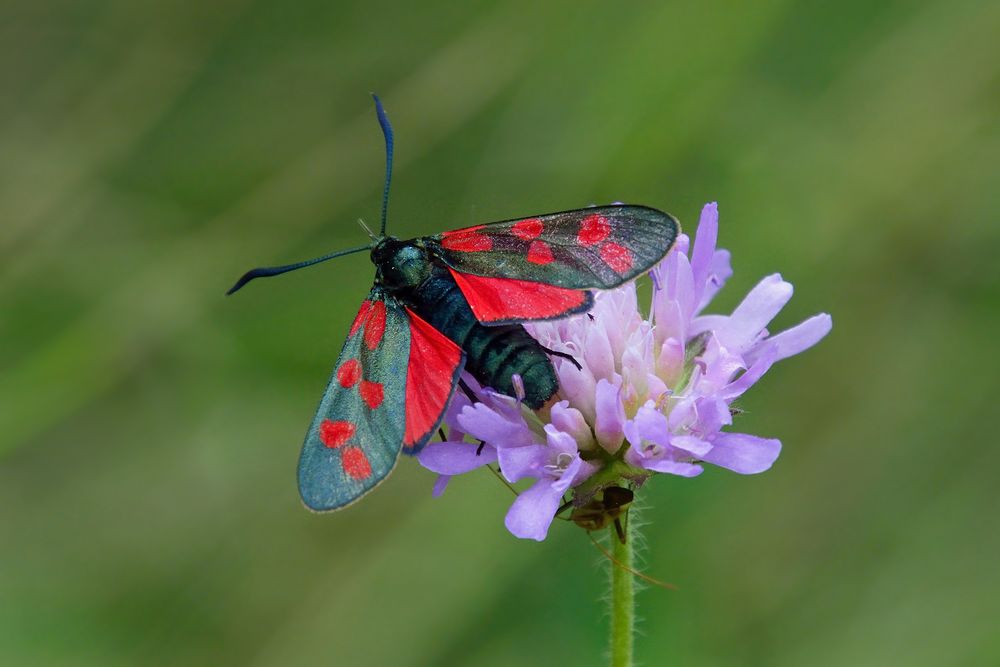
left=441, top=225, right=493, bottom=252
left=336, top=358, right=361, bottom=388
left=578, top=214, right=611, bottom=246
left=526, top=240, right=554, bottom=265
left=600, top=242, right=633, bottom=273
left=364, top=301, right=386, bottom=350
left=403, top=308, right=463, bottom=448
left=359, top=380, right=384, bottom=409
left=349, top=300, right=373, bottom=336
left=341, top=446, right=372, bottom=480
left=448, top=268, right=590, bottom=323
left=320, top=419, right=355, bottom=448
left=511, top=218, right=543, bottom=240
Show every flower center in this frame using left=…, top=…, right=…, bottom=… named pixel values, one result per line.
left=544, top=452, right=576, bottom=477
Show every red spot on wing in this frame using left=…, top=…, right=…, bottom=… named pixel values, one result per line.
left=320, top=419, right=355, bottom=448
left=441, top=225, right=493, bottom=252
left=578, top=214, right=611, bottom=246
left=526, top=240, right=554, bottom=265
left=336, top=359, right=361, bottom=387
left=448, top=268, right=590, bottom=323
left=511, top=218, right=543, bottom=240
left=341, top=447, right=372, bottom=480
left=359, top=380, right=384, bottom=409
left=364, top=301, right=386, bottom=350
left=350, top=300, right=373, bottom=337
left=403, top=308, right=463, bottom=448
left=600, top=242, right=633, bottom=274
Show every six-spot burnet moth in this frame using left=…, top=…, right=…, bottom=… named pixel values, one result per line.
left=227, top=95, right=680, bottom=511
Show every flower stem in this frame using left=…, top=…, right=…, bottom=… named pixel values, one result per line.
left=609, top=522, right=634, bottom=667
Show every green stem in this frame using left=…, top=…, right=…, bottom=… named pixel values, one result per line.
left=609, top=523, right=634, bottom=667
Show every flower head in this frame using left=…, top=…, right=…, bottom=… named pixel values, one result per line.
left=419, top=203, right=831, bottom=540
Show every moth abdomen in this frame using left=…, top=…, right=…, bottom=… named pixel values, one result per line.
left=408, top=272, right=557, bottom=409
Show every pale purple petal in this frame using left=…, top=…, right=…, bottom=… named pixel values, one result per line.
left=746, top=313, right=832, bottom=366
left=718, top=345, right=777, bottom=401
left=665, top=249, right=696, bottom=322
left=697, top=249, right=733, bottom=313
left=584, top=325, right=615, bottom=382
left=640, top=457, right=703, bottom=477
left=667, top=394, right=698, bottom=432
left=703, top=432, right=781, bottom=474
left=694, top=332, right=746, bottom=391
left=479, top=388, right=523, bottom=423
left=418, top=440, right=497, bottom=474
left=557, top=360, right=596, bottom=422
left=656, top=337, right=684, bottom=385
left=593, top=285, right=639, bottom=358
left=669, top=434, right=712, bottom=457
left=688, top=314, right=729, bottom=338
left=497, top=445, right=551, bottom=483
left=690, top=397, right=732, bottom=435
left=456, top=403, right=535, bottom=447
left=550, top=401, right=596, bottom=451
left=645, top=372, right=668, bottom=402
left=504, top=478, right=565, bottom=541
left=621, top=328, right=653, bottom=396
left=432, top=475, right=450, bottom=497
left=654, top=296, right=685, bottom=345
left=716, top=274, right=793, bottom=351
left=625, top=449, right=702, bottom=477
left=632, top=401, right=670, bottom=446
left=623, top=417, right=642, bottom=451
left=544, top=424, right=579, bottom=456
left=690, top=202, right=719, bottom=303
left=442, top=392, right=472, bottom=437
left=594, top=378, right=626, bottom=453
left=570, top=458, right=600, bottom=486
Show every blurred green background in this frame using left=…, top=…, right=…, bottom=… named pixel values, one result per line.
left=2, top=0, right=998, bottom=665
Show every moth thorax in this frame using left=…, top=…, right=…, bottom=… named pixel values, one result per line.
left=373, top=239, right=431, bottom=290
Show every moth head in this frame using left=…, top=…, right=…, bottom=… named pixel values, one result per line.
left=372, top=237, right=431, bottom=290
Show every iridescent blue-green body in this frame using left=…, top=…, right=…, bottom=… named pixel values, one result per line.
left=372, top=237, right=557, bottom=408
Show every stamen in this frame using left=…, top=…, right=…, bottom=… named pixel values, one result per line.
left=511, top=374, right=526, bottom=403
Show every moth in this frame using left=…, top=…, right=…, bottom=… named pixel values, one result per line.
left=228, top=96, right=679, bottom=511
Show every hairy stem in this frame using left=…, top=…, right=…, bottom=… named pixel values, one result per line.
left=609, top=522, right=634, bottom=667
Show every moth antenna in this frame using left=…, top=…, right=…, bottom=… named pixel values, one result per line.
left=357, top=218, right=377, bottom=241
left=371, top=93, right=394, bottom=236
left=587, top=532, right=677, bottom=591
left=226, top=244, right=371, bottom=295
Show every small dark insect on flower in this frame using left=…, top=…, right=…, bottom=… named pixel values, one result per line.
left=569, top=486, right=634, bottom=543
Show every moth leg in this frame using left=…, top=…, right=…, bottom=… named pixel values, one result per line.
left=438, top=428, right=447, bottom=441
left=540, top=345, right=583, bottom=371
left=614, top=516, right=627, bottom=544
left=557, top=498, right=574, bottom=516
left=475, top=440, right=486, bottom=456
left=458, top=378, right=479, bottom=403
